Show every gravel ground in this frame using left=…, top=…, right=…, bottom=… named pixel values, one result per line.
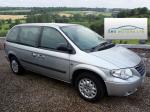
left=0, top=38, right=4, bottom=50
left=0, top=50, right=150, bottom=112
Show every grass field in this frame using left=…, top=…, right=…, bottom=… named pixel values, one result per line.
left=0, top=19, right=26, bottom=37
left=58, top=12, right=73, bottom=17
left=0, top=15, right=27, bottom=20
left=0, top=24, right=9, bottom=37
left=59, top=11, right=112, bottom=17
left=0, top=9, right=31, bottom=13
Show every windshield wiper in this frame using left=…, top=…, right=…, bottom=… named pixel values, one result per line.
left=90, top=42, right=108, bottom=51
left=90, top=42, right=115, bottom=52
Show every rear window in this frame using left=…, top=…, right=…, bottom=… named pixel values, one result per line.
left=6, top=27, right=19, bottom=42
left=18, top=26, right=41, bottom=47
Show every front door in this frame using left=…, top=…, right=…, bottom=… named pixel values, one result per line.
left=34, top=27, right=70, bottom=82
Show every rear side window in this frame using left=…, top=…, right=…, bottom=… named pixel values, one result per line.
left=19, top=27, right=41, bottom=47
left=40, top=27, right=67, bottom=50
left=6, top=27, right=19, bottom=42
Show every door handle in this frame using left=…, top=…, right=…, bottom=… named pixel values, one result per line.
left=40, top=55, right=45, bottom=59
left=37, top=54, right=45, bottom=59
left=32, top=53, right=45, bottom=59
left=32, top=52, right=37, bottom=57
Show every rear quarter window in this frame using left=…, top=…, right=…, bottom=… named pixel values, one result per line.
left=6, top=27, right=19, bottom=42
left=18, top=26, right=41, bottom=47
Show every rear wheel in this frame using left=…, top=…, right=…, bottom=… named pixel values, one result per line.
left=10, top=57, right=24, bottom=75
left=75, top=72, right=106, bottom=102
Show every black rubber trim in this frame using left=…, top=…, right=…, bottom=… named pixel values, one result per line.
left=21, top=59, right=66, bottom=74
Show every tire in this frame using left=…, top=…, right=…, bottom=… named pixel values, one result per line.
left=75, top=72, right=106, bottom=102
left=10, top=56, right=24, bottom=75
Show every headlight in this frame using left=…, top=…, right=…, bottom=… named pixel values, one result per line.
left=111, top=68, right=133, bottom=80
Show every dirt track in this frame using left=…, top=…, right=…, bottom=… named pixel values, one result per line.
left=0, top=50, right=150, bottom=112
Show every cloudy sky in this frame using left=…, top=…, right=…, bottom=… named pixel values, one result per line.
left=0, top=0, right=150, bottom=8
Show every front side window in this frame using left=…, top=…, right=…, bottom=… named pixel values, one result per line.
left=40, top=27, right=68, bottom=50
left=61, top=25, right=106, bottom=51
left=7, top=27, right=19, bottom=42
left=19, top=26, right=41, bottom=47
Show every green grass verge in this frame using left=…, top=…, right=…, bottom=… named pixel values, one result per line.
left=113, top=39, right=150, bottom=45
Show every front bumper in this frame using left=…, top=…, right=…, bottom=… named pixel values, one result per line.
left=105, top=73, right=145, bottom=96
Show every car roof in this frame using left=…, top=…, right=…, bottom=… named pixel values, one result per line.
left=15, top=23, right=77, bottom=28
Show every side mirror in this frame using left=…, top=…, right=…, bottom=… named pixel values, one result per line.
left=57, top=44, right=74, bottom=54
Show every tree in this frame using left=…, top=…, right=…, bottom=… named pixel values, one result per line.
left=90, top=22, right=104, bottom=36
left=0, top=20, right=3, bottom=30
left=9, top=23, right=15, bottom=28
left=0, top=20, right=2, bottom=26
left=138, top=7, right=148, bottom=14
left=7, top=19, right=12, bottom=24
left=129, top=9, right=135, bottom=16
left=15, top=19, right=20, bottom=25
left=117, top=11, right=128, bottom=17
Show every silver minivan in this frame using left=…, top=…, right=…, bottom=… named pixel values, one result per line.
left=5, top=23, right=146, bottom=102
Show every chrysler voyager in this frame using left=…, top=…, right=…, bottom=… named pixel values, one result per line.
left=5, top=23, right=146, bottom=102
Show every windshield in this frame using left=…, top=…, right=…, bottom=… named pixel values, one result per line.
left=61, top=25, right=106, bottom=51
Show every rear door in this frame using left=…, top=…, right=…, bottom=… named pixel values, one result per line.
left=34, top=27, right=70, bottom=82
left=16, top=26, right=42, bottom=72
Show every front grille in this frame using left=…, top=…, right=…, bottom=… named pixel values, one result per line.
left=135, top=61, right=145, bottom=76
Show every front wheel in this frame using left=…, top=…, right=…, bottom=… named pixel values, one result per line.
left=75, top=72, right=106, bottom=102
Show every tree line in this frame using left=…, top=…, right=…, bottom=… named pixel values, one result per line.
left=0, top=7, right=149, bottom=39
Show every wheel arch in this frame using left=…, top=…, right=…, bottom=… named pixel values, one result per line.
left=8, top=53, right=17, bottom=60
left=71, top=65, right=108, bottom=88
left=71, top=67, right=108, bottom=95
